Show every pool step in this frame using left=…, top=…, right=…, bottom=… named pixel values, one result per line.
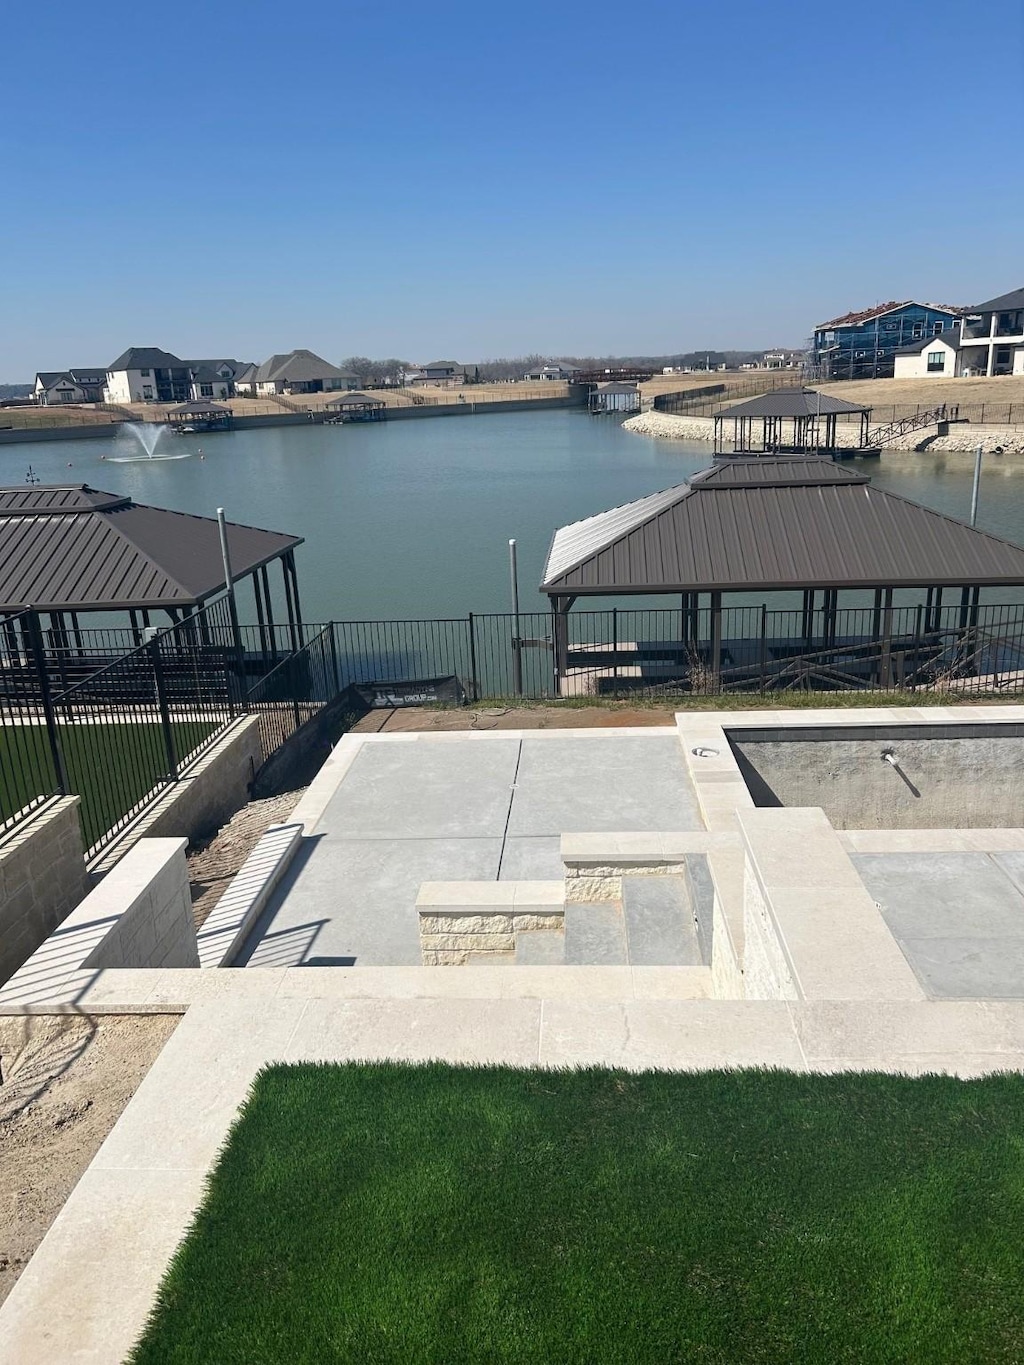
left=564, top=902, right=628, bottom=965
left=515, top=930, right=566, bottom=966
left=622, top=875, right=702, bottom=966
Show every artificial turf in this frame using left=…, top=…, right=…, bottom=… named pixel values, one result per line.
left=130, top=1062, right=1024, bottom=1364
left=0, top=720, right=217, bottom=845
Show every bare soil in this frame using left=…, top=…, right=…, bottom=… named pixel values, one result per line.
left=0, top=1014, right=179, bottom=1305
left=188, top=789, right=306, bottom=930
left=353, top=704, right=681, bottom=733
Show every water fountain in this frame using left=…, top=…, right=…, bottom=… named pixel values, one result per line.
left=109, top=423, right=192, bottom=462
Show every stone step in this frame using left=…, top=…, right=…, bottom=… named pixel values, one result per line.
left=515, top=930, right=566, bottom=965
left=622, top=875, right=702, bottom=966
left=564, top=903, right=628, bottom=965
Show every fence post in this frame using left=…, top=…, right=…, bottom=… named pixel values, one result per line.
left=910, top=604, right=923, bottom=689
left=612, top=608, right=618, bottom=696
left=467, top=614, right=480, bottom=702
left=149, top=640, right=178, bottom=781
left=290, top=652, right=302, bottom=731
left=328, top=621, right=340, bottom=695
left=26, top=609, right=69, bottom=795
left=759, top=605, right=768, bottom=693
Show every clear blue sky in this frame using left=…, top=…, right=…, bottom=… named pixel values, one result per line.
left=2, top=0, right=1022, bottom=379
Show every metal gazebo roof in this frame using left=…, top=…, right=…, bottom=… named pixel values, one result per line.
left=541, top=457, right=1024, bottom=595
left=0, top=485, right=303, bottom=613
left=716, top=388, right=869, bottom=418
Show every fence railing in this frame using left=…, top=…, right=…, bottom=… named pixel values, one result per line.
left=653, top=373, right=806, bottom=416
left=6, top=599, right=1024, bottom=851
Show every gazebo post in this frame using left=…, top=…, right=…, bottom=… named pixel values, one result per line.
left=709, top=592, right=722, bottom=690
left=286, top=551, right=305, bottom=647
left=253, top=570, right=270, bottom=665
left=260, top=565, right=278, bottom=661
left=879, top=588, right=895, bottom=686
left=282, top=555, right=300, bottom=655
left=550, top=595, right=573, bottom=695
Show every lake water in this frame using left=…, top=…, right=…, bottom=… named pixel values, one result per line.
left=8, top=410, right=1024, bottom=622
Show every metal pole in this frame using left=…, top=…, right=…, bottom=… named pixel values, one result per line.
left=509, top=538, right=522, bottom=697
left=970, top=445, right=983, bottom=526
left=217, top=508, right=246, bottom=695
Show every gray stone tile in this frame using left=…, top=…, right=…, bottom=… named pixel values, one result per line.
left=564, top=903, right=628, bottom=965
left=622, top=876, right=702, bottom=967
left=515, top=930, right=565, bottom=965
left=993, top=851, right=1024, bottom=897
left=240, top=837, right=503, bottom=967
left=852, top=852, right=1024, bottom=939
left=897, top=937, right=1024, bottom=1000
left=506, top=736, right=701, bottom=837
left=317, top=738, right=520, bottom=840
left=498, top=836, right=564, bottom=880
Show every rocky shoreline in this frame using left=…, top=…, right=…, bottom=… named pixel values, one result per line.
left=622, top=409, right=1024, bottom=456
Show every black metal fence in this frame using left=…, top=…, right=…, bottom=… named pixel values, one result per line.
left=5, top=598, right=1024, bottom=852
left=653, top=374, right=805, bottom=416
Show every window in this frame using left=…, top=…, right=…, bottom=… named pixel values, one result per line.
left=912, top=324, right=924, bottom=339
left=57, top=389, right=75, bottom=402
left=855, top=350, right=868, bottom=358
left=140, top=368, right=151, bottom=377
left=933, top=322, right=945, bottom=334
left=885, top=322, right=897, bottom=331
left=142, top=385, right=153, bottom=399
left=927, top=351, right=945, bottom=372
left=200, top=383, right=213, bottom=397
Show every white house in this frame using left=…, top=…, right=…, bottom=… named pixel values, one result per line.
left=408, top=361, right=465, bottom=388
left=892, top=334, right=961, bottom=379
left=235, top=351, right=359, bottom=396
left=186, top=359, right=251, bottom=401
left=523, top=363, right=579, bottom=382
left=104, top=348, right=192, bottom=404
left=956, top=287, right=1024, bottom=377
left=33, top=368, right=107, bottom=405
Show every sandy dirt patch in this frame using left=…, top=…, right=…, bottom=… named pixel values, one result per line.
left=188, top=789, right=306, bottom=930
left=0, top=1014, right=179, bottom=1306
left=352, top=704, right=680, bottom=733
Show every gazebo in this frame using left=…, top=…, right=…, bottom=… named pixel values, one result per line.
left=324, top=392, right=386, bottom=423
left=0, top=484, right=304, bottom=665
left=166, top=400, right=233, bottom=433
left=713, top=388, right=872, bottom=457
left=540, top=458, right=1024, bottom=694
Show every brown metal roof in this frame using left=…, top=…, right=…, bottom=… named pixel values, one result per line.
left=0, top=485, right=302, bottom=613
left=716, top=389, right=868, bottom=418
left=541, top=458, right=1024, bottom=595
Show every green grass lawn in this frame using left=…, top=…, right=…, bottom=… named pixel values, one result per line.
left=0, top=720, right=218, bottom=846
left=130, top=1063, right=1024, bottom=1365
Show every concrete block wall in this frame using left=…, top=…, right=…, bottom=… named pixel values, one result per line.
left=0, top=798, right=89, bottom=986
left=1, top=838, right=197, bottom=1003
left=83, top=839, right=198, bottom=971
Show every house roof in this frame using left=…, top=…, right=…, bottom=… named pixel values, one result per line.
left=108, top=347, right=187, bottom=372
left=893, top=334, right=960, bottom=356
left=540, top=457, right=1024, bottom=596
left=0, top=485, right=301, bottom=613
left=35, top=369, right=106, bottom=389
left=717, top=388, right=868, bottom=418
left=815, top=301, right=964, bottom=330
left=421, top=361, right=462, bottom=370
left=969, top=287, right=1024, bottom=314
left=249, top=350, right=351, bottom=383
left=186, top=359, right=250, bottom=381
left=234, top=363, right=257, bottom=383
left=595, top=381, right=638, bottom=394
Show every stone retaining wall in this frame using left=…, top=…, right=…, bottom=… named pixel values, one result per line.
left=417, top=882, right=563, bottom=964
left=0, top=798, right=89, bottom=986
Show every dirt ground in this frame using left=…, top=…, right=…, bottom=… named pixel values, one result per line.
left=353, top=703, right=681, bottom=733
left=0, top=1014, right=179, bottom=1306
left=188, top=788, right=306, bottom=930
left=819, top=374, right=1024, bottom=410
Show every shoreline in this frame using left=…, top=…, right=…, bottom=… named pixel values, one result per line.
left=622, top=409, right=1024, bottom=456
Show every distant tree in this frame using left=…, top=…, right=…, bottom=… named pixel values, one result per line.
left=340, top=357, right=412, bottom=387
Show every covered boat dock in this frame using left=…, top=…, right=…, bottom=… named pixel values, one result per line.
left=713, top=388, right=873, bottom=458
left=166, top=400, right=233, bottom=433
left=540, top=457, right=1024, bottom=695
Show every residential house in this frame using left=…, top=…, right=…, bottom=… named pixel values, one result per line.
left=234, top=351, right=359, bottom=396
left=813, top=302, right=963, bottom=380
left=104, top=348, right=192, bottom=404
left=186, top=359, right=251, bottom=401
left=33, top=368, right=107, bottom=405
left=409, top=361, right=465, bottom=388
left=956, top=287, right=1024, bottom=377
left=523, top=362, right=580, bottom=382
left=892, top=334, right=961, bottom=379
